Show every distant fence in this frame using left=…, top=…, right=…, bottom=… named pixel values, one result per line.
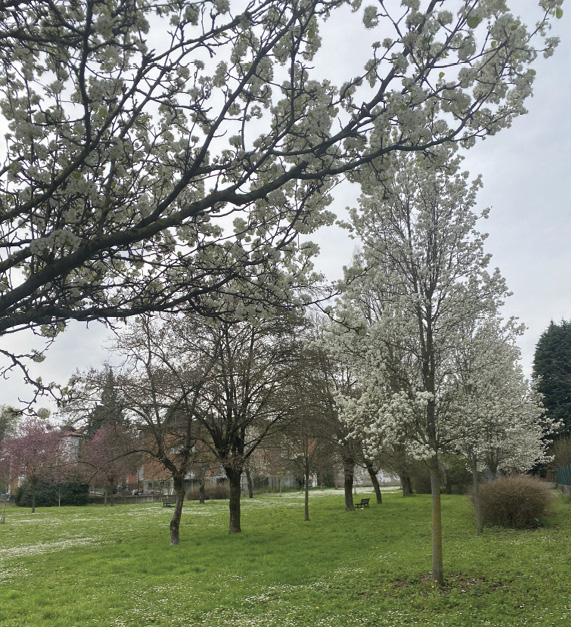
left=556, top=465, right=571, bottom=497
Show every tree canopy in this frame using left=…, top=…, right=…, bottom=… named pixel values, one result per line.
left=0, top=0, right=561, bottom=384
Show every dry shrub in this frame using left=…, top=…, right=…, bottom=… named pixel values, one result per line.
left=479, top=474, right=555, bottom=529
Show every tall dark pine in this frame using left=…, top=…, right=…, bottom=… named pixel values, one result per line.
left=85, top=368, right=128, bottom=439
left=533, top=320, right=571, bottom=434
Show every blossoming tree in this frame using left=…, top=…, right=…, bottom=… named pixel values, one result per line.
left=449, top=317, right=556, bottom=534
left=332, top=146, right=511, bottom=584
left=2, top=416, right=62, bottom=512
left=0, top=0, right=561, bottom=387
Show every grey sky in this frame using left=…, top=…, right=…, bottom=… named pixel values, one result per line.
left=314, top=2, right=571, bottom=378
left=1, top=2, right=569, bottom=410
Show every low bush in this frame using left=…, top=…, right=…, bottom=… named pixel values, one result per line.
left=15, top=479, right=89, bottom=507
left=442, top=453, right=472, bottom=494
left=478, top=474, right=555, bottom=529
left=409, top=461, right=432, bottom=494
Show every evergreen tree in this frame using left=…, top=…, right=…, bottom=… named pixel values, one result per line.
left=533, top=320, right=571, bottom=434
left=85, top=368, right=128, bottom=439
left=0, top=406, right=19, bottom=444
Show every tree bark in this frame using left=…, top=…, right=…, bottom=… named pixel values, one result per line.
left=430, top=459, right=444, bottom=586
left=365, top=460, right=382, bottom=504
left=199, top=475, right=206, bottom=505
left=169, top=475, right=186, bottom=546
left=226, top=468, right=242, bottom=534
left=245, top=466, right=254, bottom=499
left=304, top=448, right=310, bottom=522
left=400, top=474, right=413, bottom=497
left=444, top=467, right=452, bottom=494
left=471, top=457, right=483, bottom=536
left=343, top=458, right=355, bottom=511
left=31, top=479, right=37, bottom=513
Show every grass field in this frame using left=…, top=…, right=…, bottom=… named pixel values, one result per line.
left=1, top=488, right=570, bottom=626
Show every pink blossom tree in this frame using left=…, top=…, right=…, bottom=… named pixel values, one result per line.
left=0, top=406, right=19, bottom=522
left=0, top=445, right=13, bottom=523
left=79, top=426, right=141, bottom=505
left=3, top=417, right=61, bottom=513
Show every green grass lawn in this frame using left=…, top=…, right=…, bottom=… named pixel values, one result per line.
left=1, top=488, right=570, bottom=626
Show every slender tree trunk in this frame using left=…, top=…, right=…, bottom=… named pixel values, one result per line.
left=444, top=468, right=452, bottom=494
left=304, top=447, right=310, bottom=522
left=103, top=487, right=108, bottom=506
left=31, top=480, right=37, bottom=513
left=365, top=461, right=382, bottom=504
left=343, top=458, right=355, bottom=511
left=430, top=458, right=444, bottom=586
left=169, top=475, right=186, bottom=546
left=245, top=466, right=254, bottom=499
left=1, top=496, right=6, bottom=523
left=400, top=474, right=413, bottom=497
left=471, top=457, right=483, bottom=536
left=226, top=467, right=242, bottom=534
left=199, top=475, right=206, bottom=505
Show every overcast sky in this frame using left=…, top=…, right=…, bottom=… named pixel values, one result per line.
left=313, top=1, right=571, bottom=377
left=1, top=2, right=569, bottom=412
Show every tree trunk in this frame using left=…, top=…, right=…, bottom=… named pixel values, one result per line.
left=169, top=475, right=186, bottom=546
left=365, top=460, right=382, bottom=504
left=430, top=459, right=444, bottom=586
left=226, top=468, right=242, bottom=534
left=444, top=467, right=452, bottom=494
left=31, top=479, right=37, bottom=513
left=471, top=458, right=483, bottom=536
left=400, top=474, right=413, bottom=497
left=343, top=458, right=355, bottom=511
left=245, top=466, right=254, bottom=499
left=199, top=475, right=206, bottom=505
left=1, top=497, right=6, bottom=523
left=304, top=449, right=310, bottom=522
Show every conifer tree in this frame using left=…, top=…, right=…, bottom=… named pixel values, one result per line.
left=533, top=320, right=571, bottom=434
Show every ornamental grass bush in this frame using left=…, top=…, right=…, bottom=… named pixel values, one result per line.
left=478, top=474, right=555, bottom=529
